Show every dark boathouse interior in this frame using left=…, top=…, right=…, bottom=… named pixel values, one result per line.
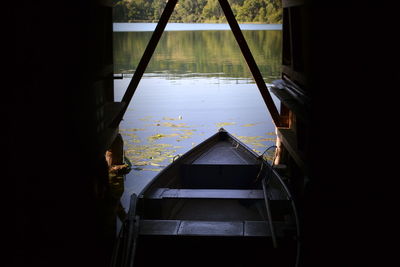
left=9, top=1, right=394, bottom=266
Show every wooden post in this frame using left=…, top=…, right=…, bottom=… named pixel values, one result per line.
left=274, top=131, right=282, bottom=166
left=106, top=134, right=124, bottom=167
left=218, top=0, right=282, bottom=127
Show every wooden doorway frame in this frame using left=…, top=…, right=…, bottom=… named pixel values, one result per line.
left=112, top=0, right=282, bottom=128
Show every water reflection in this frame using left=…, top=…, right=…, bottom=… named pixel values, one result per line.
left=114, top=26, right=282, bottom=200
left=113, top=30, right=282, bottom=81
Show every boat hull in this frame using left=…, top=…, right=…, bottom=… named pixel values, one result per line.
left=112, top=129, right=299, bottom=267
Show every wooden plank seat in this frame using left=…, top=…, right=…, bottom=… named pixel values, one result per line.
left=145, top=188, right=265, bottom=200
left=138, top=219, right=294, bottom=237
left=144, top=188, right=288, bottom=200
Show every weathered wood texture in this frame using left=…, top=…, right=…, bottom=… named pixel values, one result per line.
left=271, top=86, right=309, bottom=123
left=146, top=188, right=265, bottom=199
left=138, top=220, right=293, bottom=237
left=276, top=128, right=307, bottom=173
left=105, top=134, right=123, bottom=165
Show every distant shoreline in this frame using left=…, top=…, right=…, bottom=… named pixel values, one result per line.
left=114, top=20, right=279, bottom=24
left=113, top=22, right=282, bottom=32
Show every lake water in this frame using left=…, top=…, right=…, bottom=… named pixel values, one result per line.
left=113, top=23, right=282, bottom=207
left=113, top=22, right=282, bottom=32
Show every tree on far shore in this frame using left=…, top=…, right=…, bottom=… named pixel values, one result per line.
left=112, top=0, right=282, bottom=23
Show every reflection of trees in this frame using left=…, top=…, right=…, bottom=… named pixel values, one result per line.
left=113, top=30, right=282, bottom=81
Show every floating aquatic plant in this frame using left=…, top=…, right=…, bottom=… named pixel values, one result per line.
left=234, top=135, right=265, bottom=147
left=162, top=116, right=183, bottom=121
left=153, top=122, right=189, bottom=128
left=120, top=128, right=145, bottom=132
left=233, top=133, right=277, bottom=155
left=120, top=132, right=141, bottom=144
left=139, top=116, right=153, bottom=121
left=241, top=123, right=259, bottom=127
left=147, top=133, right=180, bottom=142
left=121, top=117, right=275, bottom=172
left=125, top=143, right=177, bottom=169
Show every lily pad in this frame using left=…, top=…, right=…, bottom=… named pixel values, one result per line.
left=147, top=133, right=180, bottom=142
left=125, top=143, right=178, bottom=170
left=232, top=134, right=277, bottom=153
left=258, top=138, right=276, bottom=142
left=139, top=116, right=153, bottom=121
left=162, top=116, right=183, bottom=121
left=154, top=122, right=189, bottom=128
left=241, top=123, right=258, bottom=127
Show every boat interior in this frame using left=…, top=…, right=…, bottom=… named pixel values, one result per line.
left=136, top=131, right=294, bottom=238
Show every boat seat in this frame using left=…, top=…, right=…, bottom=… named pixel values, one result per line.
left=144, top=188, right=288, bottom=200
left=138, top=220, right=294, bottom=237
left=145, top=188, right=264, bottom=200
left=181, top=164, right=259, bottom=189
left=179, top=141, right=261, bottom=189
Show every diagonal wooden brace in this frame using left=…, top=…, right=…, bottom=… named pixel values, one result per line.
left=218, top=0, right=282, bottom=127
left=111, top=0, right=178, bottom=127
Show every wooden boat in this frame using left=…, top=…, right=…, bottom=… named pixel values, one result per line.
left=112, top=128, right=300, bottom=267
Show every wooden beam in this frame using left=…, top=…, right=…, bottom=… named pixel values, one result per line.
left=270, top=84, right=310, bottom=123
left=139, top=219, right=292, bottom=237
left=146, top=188, right=265, bottom=200
left=282, top=65, right=307, bottom=87
left=111, top=0, right=178, bottom=127
left=218, top=0, right=282, bottom=127
left=276, top=128, right=307, bottom=174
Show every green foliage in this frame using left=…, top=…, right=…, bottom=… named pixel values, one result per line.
left=113, top=30, right=282, bottom=81
left=113, top=0, right=282, bottom=23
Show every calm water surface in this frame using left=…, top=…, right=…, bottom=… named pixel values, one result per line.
left=113, top=23, right=282, bottom=207
left=113, top=22, right=282, bottom=32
